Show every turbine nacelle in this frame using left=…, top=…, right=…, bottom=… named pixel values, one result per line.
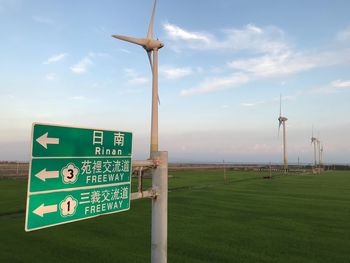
left=278, top=116, right=288, bottom=124
left=111, top=35, right=164, bottom=51
left=278, top=95, right=288, bottom=130
left=145, top=38, right=164, bottom=51
left=278, top=115, right=287, bottom=136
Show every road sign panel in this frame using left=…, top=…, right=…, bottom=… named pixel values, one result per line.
left=25, top=183, right=130, bottom=231
left=26, top=123, right=133, bottom=232
left=29, top=157, right=131, bottom=192
left=32, top=123, right=132, bottom=157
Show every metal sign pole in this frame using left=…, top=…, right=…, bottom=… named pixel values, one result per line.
left=151, top=151, right=168, bottom=263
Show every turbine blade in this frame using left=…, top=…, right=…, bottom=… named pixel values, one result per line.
left=279, top=94, right=282, bottom=117
left=147, top=50, right=153, bottom=72
left=147, top=0, right=157, bottom=39
left=112, top=35, right=147, bottom=47
left=147, top=49, right=158, bottom=104
left=278, top=122, right=281, bottom=137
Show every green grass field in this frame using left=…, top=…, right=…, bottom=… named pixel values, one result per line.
left=1, top=170, right=349, bottom=263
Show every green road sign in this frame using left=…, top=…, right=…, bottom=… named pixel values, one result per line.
left=25, top=123, right=133, bottom=232
left=29, top=157, right=131, bottom=192
left=25, top=183, right=130, bottom=231
left=32, top=123, right=132, bottom=157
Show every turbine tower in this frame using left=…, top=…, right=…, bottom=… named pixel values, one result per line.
left=112, top=0, right=164, bottom=156
left=278, top=95, right=288, bottom=173
left=311, top=127, right=318, bottom=167
left=317, top=138, right=321, bottom=167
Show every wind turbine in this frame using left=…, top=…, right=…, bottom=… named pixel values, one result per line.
left=112, top=0, right=164, bottom=156
left=311, top=127, right=318, bottom=167
left=112, top=3, right=167, bottom=263
left=278, top=95, right=288, bottom=173
left=320, top=144, right=324, bottom=166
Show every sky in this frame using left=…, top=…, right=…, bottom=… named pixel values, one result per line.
left=0, top=0, right=349, bottom=164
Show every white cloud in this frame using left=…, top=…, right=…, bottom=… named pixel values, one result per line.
left=240, top=100, right=266, bottom=107
left=160, top=66, right=193, bottom=80
left=70, top=57, right=93, bottom=74
left=124, top=68, right=149, bottom=85
left=227, top=47, right=350, bottom=79
left=168, top=24, right=350, bottom=96
left=180, top=73, right=249, bottom=96
left=163, top=23, right=211, bottom=43
left=43, top=53, right=67, bottom=64
left=128, top=77, right=149, bottom=85
left=332, top=79, right=350, bottom=89
left=183, top=46, right=350, bottom=97
left=163, top=23, right=289, bottom=54
left=219, top=24, right=288, bottom=54
left=313, top=79, right=350, bottom=94
left=227, top=51, right=316, bottom=77
left=69, top=52, right=108, bottom=75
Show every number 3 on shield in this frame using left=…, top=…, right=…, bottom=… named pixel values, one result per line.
left=67, top=169, right=74, bottom=179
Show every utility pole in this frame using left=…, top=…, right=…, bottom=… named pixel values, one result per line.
left=223, top=160, right=227, bottom=183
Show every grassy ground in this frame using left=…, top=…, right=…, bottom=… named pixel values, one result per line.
left=0, top=170, right=349, bottom=262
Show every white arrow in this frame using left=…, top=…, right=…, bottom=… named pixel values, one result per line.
left=35, top=169, right=59, bottom=182
left=33, top=204, right=58, bottom=217
left=36, top=132, right=60, bottom=149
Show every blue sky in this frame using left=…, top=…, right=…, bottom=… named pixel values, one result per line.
left=0, top=0, right=349, bottom=164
